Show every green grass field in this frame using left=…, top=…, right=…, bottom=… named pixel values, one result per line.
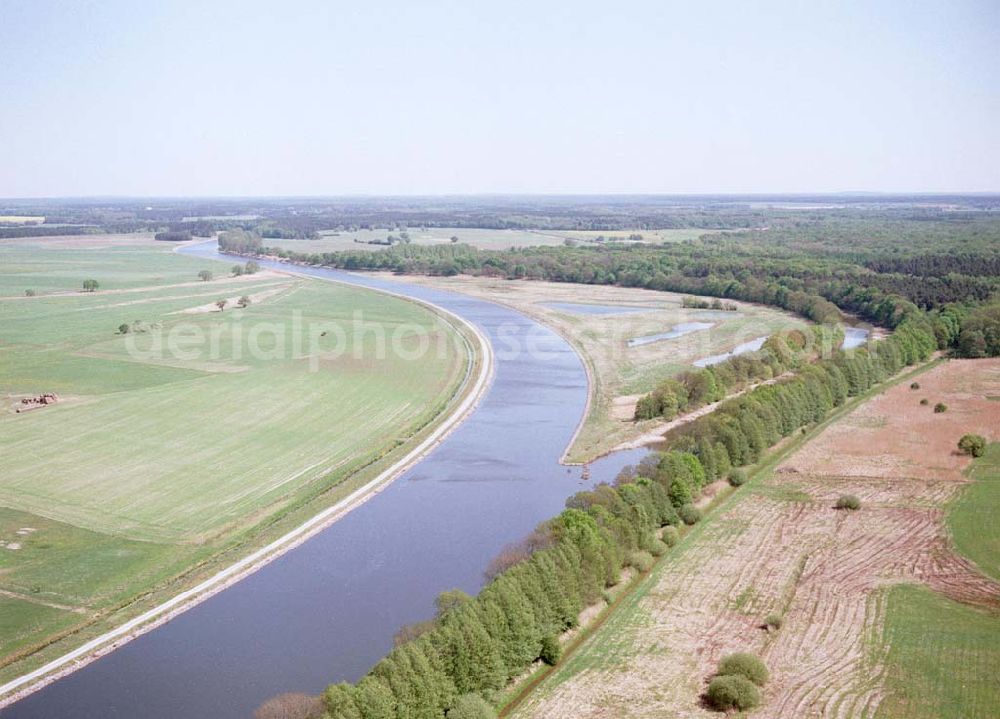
left=0, top=234, right=468, bottom=672
left=876, top=584, right=1000, bottom=719
left=874, top=444, right=1000, bottom=719
left=949, top=443, right=1000, bottom=582
left=0, top=234, right=205, bottom=295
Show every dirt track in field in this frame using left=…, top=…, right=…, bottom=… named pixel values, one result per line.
left=514, top=359, right=1000, bottom=719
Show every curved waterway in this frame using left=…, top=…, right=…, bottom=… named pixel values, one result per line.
left=2, top=245, right=645, bottom=719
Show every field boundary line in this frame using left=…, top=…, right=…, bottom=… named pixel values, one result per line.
left=0, top=245, right=496, bottom=708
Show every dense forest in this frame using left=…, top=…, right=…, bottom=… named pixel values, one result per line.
left=220, top=213, right=1000, bottom=359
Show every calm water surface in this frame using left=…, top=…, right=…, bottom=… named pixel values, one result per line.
left=541, top=301, right=654, bottom=315
left=627, top=321, right=714, bottom=347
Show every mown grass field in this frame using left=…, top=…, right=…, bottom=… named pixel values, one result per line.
left=876, top=584, right=1000, bottom=719
left=949, top=443, right=1000, bottom=583
left=0, top=234, right=468, bottom=675
left=874, top=444, right=1000, bottom=719
left=0, top=233, right=202, bottom=295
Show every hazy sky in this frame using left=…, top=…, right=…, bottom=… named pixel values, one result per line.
left=1, top=0, right=997, bottom=197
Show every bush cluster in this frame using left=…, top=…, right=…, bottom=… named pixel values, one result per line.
left=958, top=434, right=986, bottom=458
left=834, top=494, right=861, bottom=511
left=705, top=652, right=769, bottom=712
left=706, top=675, right=759, bottom=712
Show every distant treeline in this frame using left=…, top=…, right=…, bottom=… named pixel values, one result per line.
left=154, top=230, right=192, bottom=242
left=222, top=237, right=1000, bottom=358
left=0, top=225, right=98, bottom=238
left=316, top=301, right=936, bottom=719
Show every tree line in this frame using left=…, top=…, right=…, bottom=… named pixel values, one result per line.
left=633, top=327, right=838, bottom=421
left=224, top=236, right=997, bottom=359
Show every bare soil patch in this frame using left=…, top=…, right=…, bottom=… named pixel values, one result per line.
left=514, top=359, right=1000, bottom=719
left=783, top=358, right=1000, bottom=483
left=175, top=282, right=294, bottom=314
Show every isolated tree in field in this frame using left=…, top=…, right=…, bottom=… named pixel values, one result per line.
left=216, top=299, right=228, bottom=312
left=198, top=270, right=213, bottom=281
left=232, top=264, right=245, bottom=276
left=245, top=260, right=260, bottom=274
left=717, top=652, right=769, bottom=686
left=118, top=323, right=130, bottom=334
left=705, top=675, right=760, bottom=712
left=451, top=235, right=459, bottom=243
left=934, top=402, right=948, bottom=413
left=835, top=494, right=861, bottom=510
left=910, top=382, right=920, bottom=390
left=82, top=279, right=99, bottom=292
left=24, top=289, right=35, bottom=297
left=237, top=295, right=251, bottom=308
left=958, top=434, right=986, bottom=458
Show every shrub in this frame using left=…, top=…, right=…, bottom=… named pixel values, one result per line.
left=934, top=402, right=948, bottom=413
left=678, top=504, right=702, bottom=525
left=661, top=526, right=680, bottom=547
left=705, top=675, right=760, bottom=712
left=648, top=539, right=669, bottom=557
left=728, top=468, right=748, bottom=487
left=660, top=503, right=681, bottom=527
left=763, top=614, right=783, bottom=631
left=835, top=494, right=861, bottom=510
left=717, top=652, right=769, bottom=686
left=920, top=398, right=929, bottom=405
left=118, top=323, right=130, bottom=334
left=255, top=692, right=324, bottom=719
left=628, top=550, right=655, bottom=573
left=540, top=635, right=562, bottom=666
left=446, top=693, right=497, bottom=719
left=198, top=270, right=213, bottom=281
left=910, top=382, right=920, bottom=390
left=958, top=434, right=987, bottom=458
left=24, top=289, right=35, bottom=297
